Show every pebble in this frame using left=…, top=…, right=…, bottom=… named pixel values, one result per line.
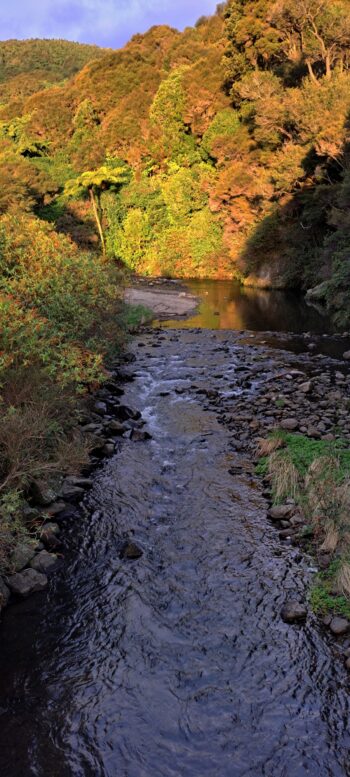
left=281, top=418, right=299, bottom=431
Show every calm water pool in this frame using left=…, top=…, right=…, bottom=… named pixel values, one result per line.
left=158, top=280, right=335, bottom=335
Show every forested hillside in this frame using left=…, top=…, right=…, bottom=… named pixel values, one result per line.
left=0, top=39, right=108, bottom=103
left=1, top=1, right=350, bottom=327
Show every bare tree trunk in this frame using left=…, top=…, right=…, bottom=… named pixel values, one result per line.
left=89, top=187, right=106, bottom=256
left=325, top=54, right=331, bottom=79
left=306, top=59, right=319, bottom=85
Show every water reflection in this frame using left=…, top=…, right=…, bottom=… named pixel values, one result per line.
left=158, top=280, right=335, bottom=335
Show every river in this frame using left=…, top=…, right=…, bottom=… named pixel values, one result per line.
left=0, top=283, right=350, bottom=776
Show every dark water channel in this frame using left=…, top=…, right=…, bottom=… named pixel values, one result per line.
left=1, top=298, right=350, bottom=775
left=159, top=280, right=335, bottom=335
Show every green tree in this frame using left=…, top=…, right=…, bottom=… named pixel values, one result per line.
left=150, top=66, right=196, bottom=162
left=65, top=159, right=130, bottom=254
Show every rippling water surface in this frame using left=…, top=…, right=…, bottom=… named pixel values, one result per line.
left=0, top=329, right=350, bottom=776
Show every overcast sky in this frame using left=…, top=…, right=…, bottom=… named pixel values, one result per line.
left=0, top=0, right=220, bottom=48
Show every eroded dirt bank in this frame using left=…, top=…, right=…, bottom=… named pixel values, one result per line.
left=0, top=327, right=350, bottom=776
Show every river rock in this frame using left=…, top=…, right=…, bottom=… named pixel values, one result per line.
left=45, top=501, right=66, bottom=516
left=102, top=443, right=115, bottom=456
left=345, top=658, right=350, bottom=671
left=22, top=504, right=41, bottom=522
left=0, top=577, right=10, bottom=608
left=40, top=523, right=61, bottom=550
left=61, top=482, right=85, bottom=500
left=10, top=542, right=36, bottom=572
left=343, top=351, right=350, bottom=360
left=81, top=422, right=103, bottom=433
left=281, top=600, right=307, bottom=623
left=41, top=522, right=60, bottom=536
left=121, top=542, right=143, bottom=560
left=268, top=504, right=295, bottom=521
left=30, top=550, right=59, bottom=574
left=31, top=480, right=57, bottom=507
left=94, top=401, right=108, bottom=415
left=108, top=419, right=127, bottom=435
left=131, top=429, right=152, bottom=442
left=307, top=426, right=321, bottom=439
left=117, top=405, right=142, bottom=422
left=329, top=617, right=350, bottom=636
left=7, top=568, right=48, bottom=597
left=281, top=418, right=299, bottom=431
left=300, top=381, right=312, bottom=394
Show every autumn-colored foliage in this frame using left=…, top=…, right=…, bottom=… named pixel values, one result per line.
left=1, top=4, right=350, bottom=315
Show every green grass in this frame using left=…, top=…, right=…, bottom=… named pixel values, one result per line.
left=123, top=304, right=153, bottom=330
left=310, top=563, right=350, bottom=620
left=255, top=457, right=268, bottom=476
left=310, top=585, right=350, bottom=619
left=267, top=431, right=350, bottom=480
left=275, top=398, right=285, bottom=408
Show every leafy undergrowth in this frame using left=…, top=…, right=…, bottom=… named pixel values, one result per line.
left=257, top=431, right=350, bottom=618
left=123, top=304, right=154, bottom=330
left=0, top=213, right=129, bottom=575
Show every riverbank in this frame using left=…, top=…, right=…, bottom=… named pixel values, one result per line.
left=0, top=280, right=197, bottom=613
left=125, top=278, right=198, bottom=319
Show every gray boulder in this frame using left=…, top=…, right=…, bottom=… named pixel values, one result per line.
left=7, top=568, right=48, bottom=597
left=61, top=481, right=85, bottom=500
left=10, top=542, right=36, bottom=572
left=30, top=550, right=59, bottom=574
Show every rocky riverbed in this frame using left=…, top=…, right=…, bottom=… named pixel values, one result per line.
left=1, top=324, right=350, bottom=776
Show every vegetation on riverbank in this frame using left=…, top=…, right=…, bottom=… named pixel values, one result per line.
left=257, top=431, right=350, bottom=614
left=0, top=211, right=129, bottom=574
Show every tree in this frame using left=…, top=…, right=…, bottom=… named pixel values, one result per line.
left=272, top=0, right=350, bottom=81
left=150, top=66, right=196, bottom=162
left=65, top=159, right=130, bottom=255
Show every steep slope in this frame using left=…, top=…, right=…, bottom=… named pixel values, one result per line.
left=0, top=2, right=350, bottom=324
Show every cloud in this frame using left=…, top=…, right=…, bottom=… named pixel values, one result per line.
left=0, top=0, right=219, bottom=47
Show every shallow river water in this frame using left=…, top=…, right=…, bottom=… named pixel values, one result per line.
left=0, top=287, right=350, bottom=776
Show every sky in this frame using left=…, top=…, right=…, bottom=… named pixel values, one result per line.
left=0, top=0, right=220, bottom=48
